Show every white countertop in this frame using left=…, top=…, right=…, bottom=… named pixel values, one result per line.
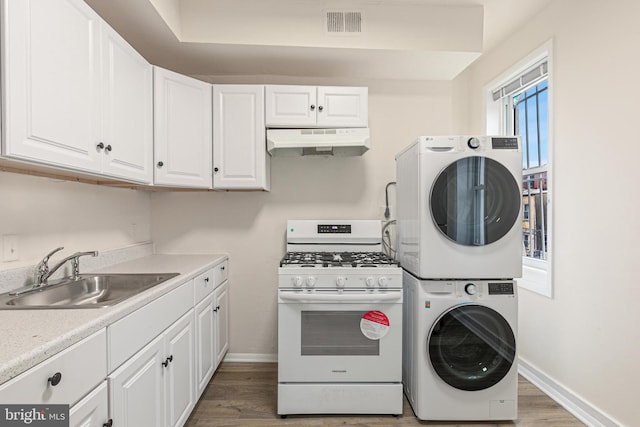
left=0, top=253, right=227, bottom=385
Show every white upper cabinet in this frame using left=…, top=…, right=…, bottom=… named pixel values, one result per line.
left=154, top=67, right=213, bottom=188
left=265, top=85, right=368, bottom=128
left=100, top=24, right=153, bottom=183
left=1, top=0, right=153, bottom=183
left=213, top=85, right=269, bottom=191
left=265, top=85, right=317, bottom=127
left=2, top=0, right=102, bottom=171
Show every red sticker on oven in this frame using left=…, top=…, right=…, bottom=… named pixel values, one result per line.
left=360, top=310, right=390, bottom=340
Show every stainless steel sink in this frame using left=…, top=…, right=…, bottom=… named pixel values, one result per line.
left=0, top=273, right=180, bottom=309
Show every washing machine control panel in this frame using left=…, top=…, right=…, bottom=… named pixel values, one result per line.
left=488, top=282, right=515, bottom=295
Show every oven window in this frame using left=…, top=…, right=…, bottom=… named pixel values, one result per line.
left=301, top=311, right=380, bottom=356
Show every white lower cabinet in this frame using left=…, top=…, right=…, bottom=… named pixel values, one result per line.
left=109, top=333, right=164, bottom=427
left=69, top=381, right=110, bottom=427
left=109, top=310, right=195, bottom=427
left=0, top=259, right=229, bottom=427
left=195, top=292, right=216, bottom=397
left=214, top=281, right=230, bottom=368
left=194, top=264, right=230, bottom=398
left=165, top=311, right=196, bottom=427
left=0, top=329, right=107, bottom=406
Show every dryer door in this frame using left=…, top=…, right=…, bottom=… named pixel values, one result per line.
left=430, top=156, right=520, bottom=246
left=428, top=304, right=516, bottom=391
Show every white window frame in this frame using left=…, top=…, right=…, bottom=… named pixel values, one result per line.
left=484, top=40, right=554, bottom=298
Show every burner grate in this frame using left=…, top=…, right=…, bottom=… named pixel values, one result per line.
left=280, top=251, right=398, bottom=268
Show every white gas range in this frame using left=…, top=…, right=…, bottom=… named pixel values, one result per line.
left=277, top=220, right=403, bottom=417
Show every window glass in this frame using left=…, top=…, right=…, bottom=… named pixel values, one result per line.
left=487, top=46, right=552, bottom=297
left=526, top=97, right=540, bottom=168
left=518, top=106, right=527, bottom=168
left=514, top=81, right=549, bottom=261
left=538, top=89, right=549, bottom=166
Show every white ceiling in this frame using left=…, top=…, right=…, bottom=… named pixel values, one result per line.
left=84, top=0, right=551, bottom=81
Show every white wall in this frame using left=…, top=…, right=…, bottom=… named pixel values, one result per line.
left=151, top=78, right=453, bottom=355
left=0, top=171, right=152, bottom=271
left=453, top=1, right=640, bottom=425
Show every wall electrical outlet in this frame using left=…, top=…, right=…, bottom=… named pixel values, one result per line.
left=2, top=235, right=19, bottom=262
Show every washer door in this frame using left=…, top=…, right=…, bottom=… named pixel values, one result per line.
left=428, top=304, right=516, bottom=391
left=430, top=156, right=520, bottom=246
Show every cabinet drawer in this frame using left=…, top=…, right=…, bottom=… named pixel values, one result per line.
left=69, top=380, right=108, bottom=426
left=193, top=268, right=215, bottom=302
left=108, top=279, right=194, bottom=372
left=0, top=329, right=107, bottom=406
left=215, top=260, right=228, bottom=286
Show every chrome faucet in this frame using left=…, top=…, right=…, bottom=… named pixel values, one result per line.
left=9, top=247, right=99, bottom=296
left=32, top=247, right=99, bottom=287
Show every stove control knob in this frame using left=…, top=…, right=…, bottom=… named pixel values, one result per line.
left=336, top=276, right=346, bottom=289
left=292, top=276, right=303, bottom=288
left=306, top=276, right=316, bottom=288
left=378, top=277, right=388, bottom=288
left=365, top=277, right=375, bottom=288
left=465, top=283, right=478, bottom=295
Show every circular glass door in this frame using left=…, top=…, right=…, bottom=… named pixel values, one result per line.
left=428, top=304, right=516, bottom=391
left=430, top=156, right=520, bottom=246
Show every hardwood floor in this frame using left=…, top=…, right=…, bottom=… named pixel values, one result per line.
left=185, top=362, right=585, bottom=427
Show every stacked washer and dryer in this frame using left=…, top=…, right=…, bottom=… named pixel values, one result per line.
left=396, top=135, right=522, bottom=421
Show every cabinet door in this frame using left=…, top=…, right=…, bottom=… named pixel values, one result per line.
left=69, top=381, right=109, bottom=427
left=316, top=86, right=368, bottom=127
left=164, top=311, right=195, bottom=427
left=100, top=22, right=153, bottom=183
left=194, top=293, right=216, bottom=397
left=109, top=334, right=165, bottom=427
left=213, top=85, right=269, bottom=190
left=2, top=0, right=102, bottom=171
left=154, top=67, right=213, bottom=188
left=265, top=85, right=316, bottom=127
left=214, top=281, right=229, bottom=368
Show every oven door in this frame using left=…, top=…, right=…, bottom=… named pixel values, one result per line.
left=278, top=289, right=402, bottom=383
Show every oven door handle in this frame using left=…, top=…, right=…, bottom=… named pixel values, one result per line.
left=279, top=291, right=402, bottom=302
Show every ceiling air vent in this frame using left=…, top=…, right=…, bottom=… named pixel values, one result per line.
left=326, top=11, right=362, bottom=33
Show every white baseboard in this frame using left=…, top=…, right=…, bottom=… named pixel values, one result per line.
left=518, top=358, right=622, bottom=427
left=223, top=353, right=277, bottom=363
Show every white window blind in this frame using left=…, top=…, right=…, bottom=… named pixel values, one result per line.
left=492, top=60, right=548, bottom=101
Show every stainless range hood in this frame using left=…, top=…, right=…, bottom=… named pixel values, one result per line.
left=266, top=128, right=370, bottom=157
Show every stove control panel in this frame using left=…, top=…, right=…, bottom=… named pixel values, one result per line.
left=281, top=271, right=401, bottom=289
left=317, top=224, right=351, bottom=234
